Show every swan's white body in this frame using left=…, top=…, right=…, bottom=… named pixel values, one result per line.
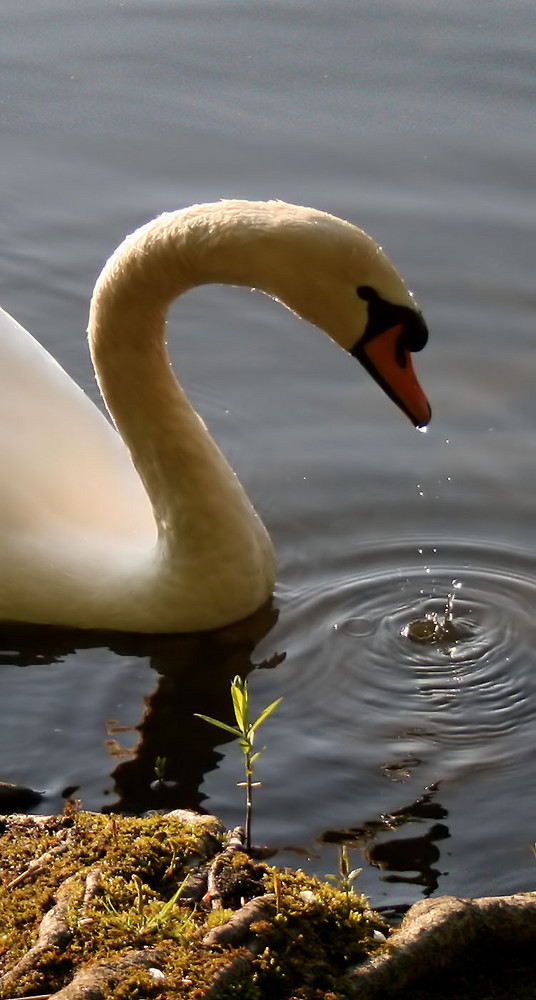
left=0, top=200, right=430, bottom=632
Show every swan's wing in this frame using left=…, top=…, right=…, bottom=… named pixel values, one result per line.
left=0, top=305, right=154, bottom=541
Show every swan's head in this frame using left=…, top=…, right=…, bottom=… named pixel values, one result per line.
left=114, top=199, right=431, bottom=428
left=254, top=202, right=431, bottom=428
left=350, top=283, right=430, bottom=429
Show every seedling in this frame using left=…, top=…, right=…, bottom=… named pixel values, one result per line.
left=195, top=674, right=282, bottom=851
left=150, top=755, right=179, bottom=795
left=326, top=844, right=362, bottom=916
left=154, top=756, right=167, bottom=782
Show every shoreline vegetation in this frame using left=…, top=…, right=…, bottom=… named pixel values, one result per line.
left=1, top=809, right=535, bottom=999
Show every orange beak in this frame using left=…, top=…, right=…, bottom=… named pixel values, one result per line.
left=357, top=323, right=431, bottom=428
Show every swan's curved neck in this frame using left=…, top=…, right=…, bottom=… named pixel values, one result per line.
left=88, top=202, right=279, bottom=570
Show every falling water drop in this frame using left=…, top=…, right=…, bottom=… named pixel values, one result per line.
left=444, top=591, right=455, bottom=624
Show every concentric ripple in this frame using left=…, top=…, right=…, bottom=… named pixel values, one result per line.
left=275, top=539, right=536, bottom=762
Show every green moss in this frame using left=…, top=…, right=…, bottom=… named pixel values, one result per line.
left=250, top=868, right=382, bottom=999
left=0, top=812, right=388, bottom=998
left=110, top=969, right=162, bottom=1000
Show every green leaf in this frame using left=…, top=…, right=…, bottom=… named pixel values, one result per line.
left=194, top=713, right=241, bottom=738
left=231, top=677, right=249, bottom=733
left=249, top=697, right=283, bottom=733
left=339, top=846, right=350, bottom=877
left=250, top=750, right=264, bottom=765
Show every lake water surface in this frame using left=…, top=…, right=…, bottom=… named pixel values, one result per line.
left=1, top=0, right=535, bottom=911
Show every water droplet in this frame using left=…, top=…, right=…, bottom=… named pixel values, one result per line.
left=444, top=591, right=455, bottom=622
left=417, top=425, right=428, bottom=435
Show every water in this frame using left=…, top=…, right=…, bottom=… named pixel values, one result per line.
left=1, top=0, right=535, bottom=910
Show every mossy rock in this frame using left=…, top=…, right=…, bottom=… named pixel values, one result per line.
left=0, top=809, right=387, bottom=998
left=2, top=810, right=535, bottom=999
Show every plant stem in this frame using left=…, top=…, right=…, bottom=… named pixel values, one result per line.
left=245, top=750, right=253, bottom=851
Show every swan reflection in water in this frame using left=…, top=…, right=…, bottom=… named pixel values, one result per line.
left=0, top=602, right=281, bottom=816
left=2, top=605, right=452, bottom=899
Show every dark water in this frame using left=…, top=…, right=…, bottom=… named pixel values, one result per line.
left=1, top=0, right=535, bottom=910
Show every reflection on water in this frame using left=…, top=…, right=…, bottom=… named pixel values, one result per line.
left=0, top=603, right=280, bottom=816
left=108, top=607, right=284, bottom=814
left=322, top=783, right=449, bottom=895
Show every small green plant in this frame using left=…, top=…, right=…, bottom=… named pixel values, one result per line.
left=154, top=756, right=167, bottom=782
left=104, top=873, right=193, bottom=937
left=273, top=870, right=282, bottom=915
left=326, top=844, right=362, bottom=916
left=195, top=674, right=282, bottom=851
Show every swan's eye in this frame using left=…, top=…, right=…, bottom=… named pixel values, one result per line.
left=357, top=285, right=377, bottom=304
left=355, top=286, right=428, bottom=355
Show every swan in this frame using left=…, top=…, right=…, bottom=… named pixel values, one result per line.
left=0, top=200, right=430, bottom=633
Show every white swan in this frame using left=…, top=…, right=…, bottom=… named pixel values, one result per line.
left=0, top=200, right=430, bottom=633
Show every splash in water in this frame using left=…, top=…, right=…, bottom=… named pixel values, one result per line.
left=402, top=580, right=474, bottom=649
